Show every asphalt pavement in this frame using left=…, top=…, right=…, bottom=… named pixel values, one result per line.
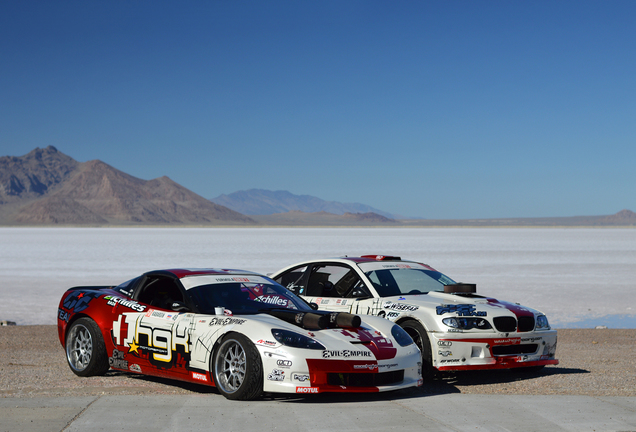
left=1, top=393, right=635, bottom=432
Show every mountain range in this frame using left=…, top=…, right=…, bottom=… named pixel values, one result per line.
left=1, top=147, right=635, bottom=226
left=0, top=147, right=253, bottom=225
left=211, top=189, right=398, bottom=218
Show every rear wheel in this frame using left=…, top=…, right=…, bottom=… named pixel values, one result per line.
left=212, top=332, right=263, bottom=400
left=65, top=317, right=110, bottom=377
left=400, top=319, right=435, bottom=379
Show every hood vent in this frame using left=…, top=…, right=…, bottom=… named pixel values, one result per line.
left=444, top=283, right=477, bottom=294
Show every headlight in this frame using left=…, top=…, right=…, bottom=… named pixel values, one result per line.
left=535, top=315, right=550, bottom=330
left=391, top=325, right=414, bottom=347
left=442, top=317, right=492, bottom=330
left=271, top=329, right=325, bottom=350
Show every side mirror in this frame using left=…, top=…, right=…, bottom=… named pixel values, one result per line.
left=309, top=302, right=319, bottom=310
left=170, top=301, right=191, bottom=312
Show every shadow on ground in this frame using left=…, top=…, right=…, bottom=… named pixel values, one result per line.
left=105, top=365, right=589, bottom=403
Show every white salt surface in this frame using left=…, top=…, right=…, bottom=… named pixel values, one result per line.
left=1, top=227, right=634, bottom=326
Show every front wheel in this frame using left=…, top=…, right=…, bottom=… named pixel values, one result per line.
left=65, top=317, right=110, bottom=377
left=212, top=332, right=263, bottom=400
left=400, top=319, right=435, bottom=380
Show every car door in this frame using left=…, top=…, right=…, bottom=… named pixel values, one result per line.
left=111, top=275, right=193, bottom=379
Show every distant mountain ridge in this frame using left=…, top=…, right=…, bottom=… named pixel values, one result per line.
left=2, top=147, right=634, bottom=227
left=211, top=189, right=398, bottom=218
left=0, top=147, right=254, bottom=225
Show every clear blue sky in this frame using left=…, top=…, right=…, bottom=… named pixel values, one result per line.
left=1, top=1, right=634, bottom=219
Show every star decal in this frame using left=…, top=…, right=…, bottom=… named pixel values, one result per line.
left=128, top=339, right=140, bottom=354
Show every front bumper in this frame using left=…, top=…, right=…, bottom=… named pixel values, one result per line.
left=431, top=329, right=559, bottom=371
left=261, top=348, right=422, bottom=394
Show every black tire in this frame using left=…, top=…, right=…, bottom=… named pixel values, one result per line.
left=212, top=332, right=263, bottom=400
left=400, top=319, right=435, bottom=380
left=65, top=317, right=110, bottom=377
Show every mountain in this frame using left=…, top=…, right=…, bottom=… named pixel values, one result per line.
left=0, top=146, right=79, bottom=203
left=252, top=211, right=397, bottom=226
left=1, top=147, right=254, bottom=225
left=211, top=189, right=398, bottom=218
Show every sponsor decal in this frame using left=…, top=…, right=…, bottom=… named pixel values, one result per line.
left=267, top=369, right=285, bottom=381
left=353, top=363, right=398, bottom=371
left=62, top=291, right=100, bottom=313
left=448, top=329, right=463, bottom=333
left=256, top=339, right=277, bottom=347
left=112, top=313, right=189, bottom=363
left=104, top=295, right=147, bottom=312
left=493, top=338, right=521, bottom=345
left=383, top=301, right=419, bottom=312
left=296, top=387, right=319, bottom=394
left=129, top=364, right=142, bottom=373
left=292, top=373, right=310, bottom=382
left=322, top=350, right=372, bottom=359
left=437, top=340, right=452, bottom=347
left=386, top=312, right=400, bottom=319
left=146, top=310, right=166, bottom=319
left=277, top=359, right=292, bottom=368
left=354, top=364, right=378, bottom=370
left=58, top=309, right=70, bottom=322
left=208, top=317, right=247, bottom=326
left=255, top=295, right=289, bottom=307
left=521, top=337, right=543, bottom=343
left=379, top=363, right=398, bottom=370
left=192, top=372, right=208, bottom=382
left=417, top=379, right=424, bottom=387
left=438, top=350, right=452, bottom=357
left=436, top=304, right=486, bottom=317
left=440, top=359, right=461, bottom=364
left=109, top=349, right=128, bottom=369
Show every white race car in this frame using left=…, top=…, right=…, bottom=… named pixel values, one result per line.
left=271, top=255, right=558, bottom=378
left=57, top=268, right=422, bottom=400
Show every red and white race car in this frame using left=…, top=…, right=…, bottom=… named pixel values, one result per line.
left=57, top=268, right=422, bottom=399
left=271, top=255, right=559, bottom=378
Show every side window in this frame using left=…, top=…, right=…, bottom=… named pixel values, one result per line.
left=136, top=276, right=185, bottom=310
left=274, top=266, right=308, bottom=294
left=307, top=265, right=364, bottom=298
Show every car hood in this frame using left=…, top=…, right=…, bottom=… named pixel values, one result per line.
left=380, top=291, right=544, bottom=319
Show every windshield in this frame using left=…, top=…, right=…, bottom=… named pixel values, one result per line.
left=183, top=275, right=312, bottom=315
left=359, top=262, right=456, bottom=297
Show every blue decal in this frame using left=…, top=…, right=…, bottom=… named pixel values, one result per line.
left=436, top=304, right=487, bottom=317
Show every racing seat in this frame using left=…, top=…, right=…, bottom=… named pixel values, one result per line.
left=138, top=278, right=184, bottom=310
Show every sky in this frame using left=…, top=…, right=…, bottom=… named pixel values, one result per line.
left=1, top=1, right=635, bottom=219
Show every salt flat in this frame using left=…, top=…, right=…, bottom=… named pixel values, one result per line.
left=1, top=227, right=635, bottom=326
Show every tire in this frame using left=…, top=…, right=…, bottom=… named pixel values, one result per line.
left=65, top=317, right=110, bottom=377
left=212, top=332, right=263, bottom=400
left=400, top=319, right=435, bottom=380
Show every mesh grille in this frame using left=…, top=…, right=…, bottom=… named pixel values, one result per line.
left=493, top=316, right=517, bottom=332
left=492, top=344, right=539, bottom=355
left=517, top=316, right=535, bottom=332
left=327, top=370, right=404, bottom=387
